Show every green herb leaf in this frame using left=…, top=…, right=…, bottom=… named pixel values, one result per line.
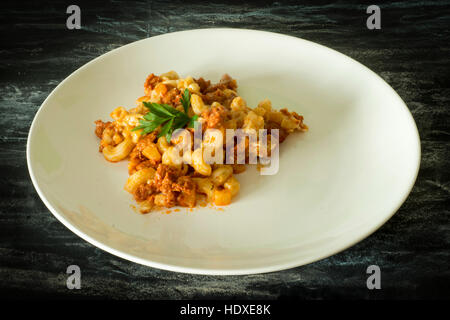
left=181, top=89, right=191, bottom=114
left=143, top=101, right=173, bottom=118
left=159, top=118, right=174, bottom=142
left=143, top=113, right=159, bottom=122
left=188, top=114, right=199, bottom=128
left=173, top=116, right=189, bottom=131
left=136, top=93, right=199, bottom=140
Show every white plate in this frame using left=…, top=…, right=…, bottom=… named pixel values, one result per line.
left=27, top=29, right=420, bottom=275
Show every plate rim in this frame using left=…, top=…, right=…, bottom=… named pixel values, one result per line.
left=26, top=28, right=421, bottom=275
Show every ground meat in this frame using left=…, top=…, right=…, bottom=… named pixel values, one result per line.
left=176, top=176, right=197, bottom=207
left=195, top=77, right=211, bottom=92
left=94, top=120, right=111, bottom=139
left=134, top=184, right=155, bottom=202
left=135, top=160, right=159, bottom=172
left=127, top=133, right=159, bottom=174
left=280, top=108, right=304, bottom=122
left=201, top=89, right=226, bottom=105
left=265, top=121, right=289, bottom=143
left=135, top=132, right=157, bottom=153
left=144, top=73, right=161, bottom=95
left=153, top=164, right=178, bottom=190
left=201, top=104, right=229, bottom=129
left=290, top=111, right=307, bottom=130
left=161, top=192, right=177, bottom=208
left=161, top=87, right=182, bottom=106
left=279, top=108, right=308, bottom=131
left=203, top=74, right=237, bottom=93
left=197, top=74, right=238, bottom=106
left=146, top=164, right=197, bottom=208
left=133, top=164, right=187, bottom=204
left=128, top=147, right=142, bottom=174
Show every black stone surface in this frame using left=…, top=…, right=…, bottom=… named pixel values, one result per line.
left=0, top=0, right=449, bottom=299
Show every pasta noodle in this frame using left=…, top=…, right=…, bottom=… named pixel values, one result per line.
left=125, top=167, right=156, bottom=193
left=102, top=137, right=135, bottom=162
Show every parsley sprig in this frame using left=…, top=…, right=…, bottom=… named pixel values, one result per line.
left=132, top=89, right=198, bottom=142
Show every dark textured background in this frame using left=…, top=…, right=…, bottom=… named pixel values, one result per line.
left=1, top=0, right=449, bottom=299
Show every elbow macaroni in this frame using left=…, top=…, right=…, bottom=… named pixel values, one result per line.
left=125, top=167, right=156, bottom=193
left=211, top=165, right=233, bottom=187
left=142, top=143, right=161, bottom=162
left=191, top=148, right=212, bottom=176
left=102, top=137, right=135, bottom=162
left=191, top=94, right=209, bottom=115
left=224, top=176, right=240, bottom=197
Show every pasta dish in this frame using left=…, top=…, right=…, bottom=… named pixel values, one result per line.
left=94, top=71, right=307, bottom=213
